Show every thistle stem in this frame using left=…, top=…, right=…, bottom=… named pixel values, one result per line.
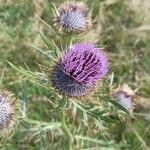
left=60, top=110, right=73, bottom=150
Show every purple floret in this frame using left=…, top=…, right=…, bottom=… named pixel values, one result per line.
left=62, top=43, right=108, bottom=84
left=51, top=43, right=108, bottom=97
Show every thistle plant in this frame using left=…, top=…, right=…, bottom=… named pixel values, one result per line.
left=113, top=84, right=135, bottom=112
left=52, top=43, right=108, bottom=97
left=0, top=90, right=17, bottom=138
left=54, top=2, right=91, bottom=33
left=1, top=0, right=150, bottom=149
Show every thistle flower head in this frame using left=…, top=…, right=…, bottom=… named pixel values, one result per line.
left=52, top=43, right=108, bottom=97
left=54, top=2, right=91, bottom=33
left=0, top=90, right=17, bottom=136
left=113, top=84, right=135, bottom=112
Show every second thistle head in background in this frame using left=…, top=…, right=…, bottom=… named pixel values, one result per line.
left=53, top=1, right=92, bottom=34
left=113, top=84, right=136, bottom=112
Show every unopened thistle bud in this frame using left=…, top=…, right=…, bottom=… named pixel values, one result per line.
left=113, top=84, right=135, bottom=112
left=54, top=2, right=91, bottom=33
left=52, top=43, right=108, bottom=97
left=0, top=90, right=17, bottom=137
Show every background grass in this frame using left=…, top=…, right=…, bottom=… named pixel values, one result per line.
left=0, top=0, right=150, bottom=149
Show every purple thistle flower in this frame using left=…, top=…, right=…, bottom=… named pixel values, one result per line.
left=52, top=43, right=108, bottom=97
left=54, top=2, right=91, bottom=33
left=0, top=90, right=17, bottom=135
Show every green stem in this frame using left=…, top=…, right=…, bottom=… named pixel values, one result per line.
left=60, top=110, right=73, bottom=150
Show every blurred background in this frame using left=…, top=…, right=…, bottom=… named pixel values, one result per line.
left=0, top=0, right=150, bottom=149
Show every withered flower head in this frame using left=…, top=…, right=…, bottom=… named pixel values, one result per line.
left=113, top=84, right=135, bottom=112
left=0, top=90, right=17, bottom=137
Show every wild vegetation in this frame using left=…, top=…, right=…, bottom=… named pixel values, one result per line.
left=0, top=0, right=150, bottom=149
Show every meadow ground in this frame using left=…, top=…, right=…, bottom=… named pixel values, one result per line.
left=0, top=0, right=150, bottom=150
